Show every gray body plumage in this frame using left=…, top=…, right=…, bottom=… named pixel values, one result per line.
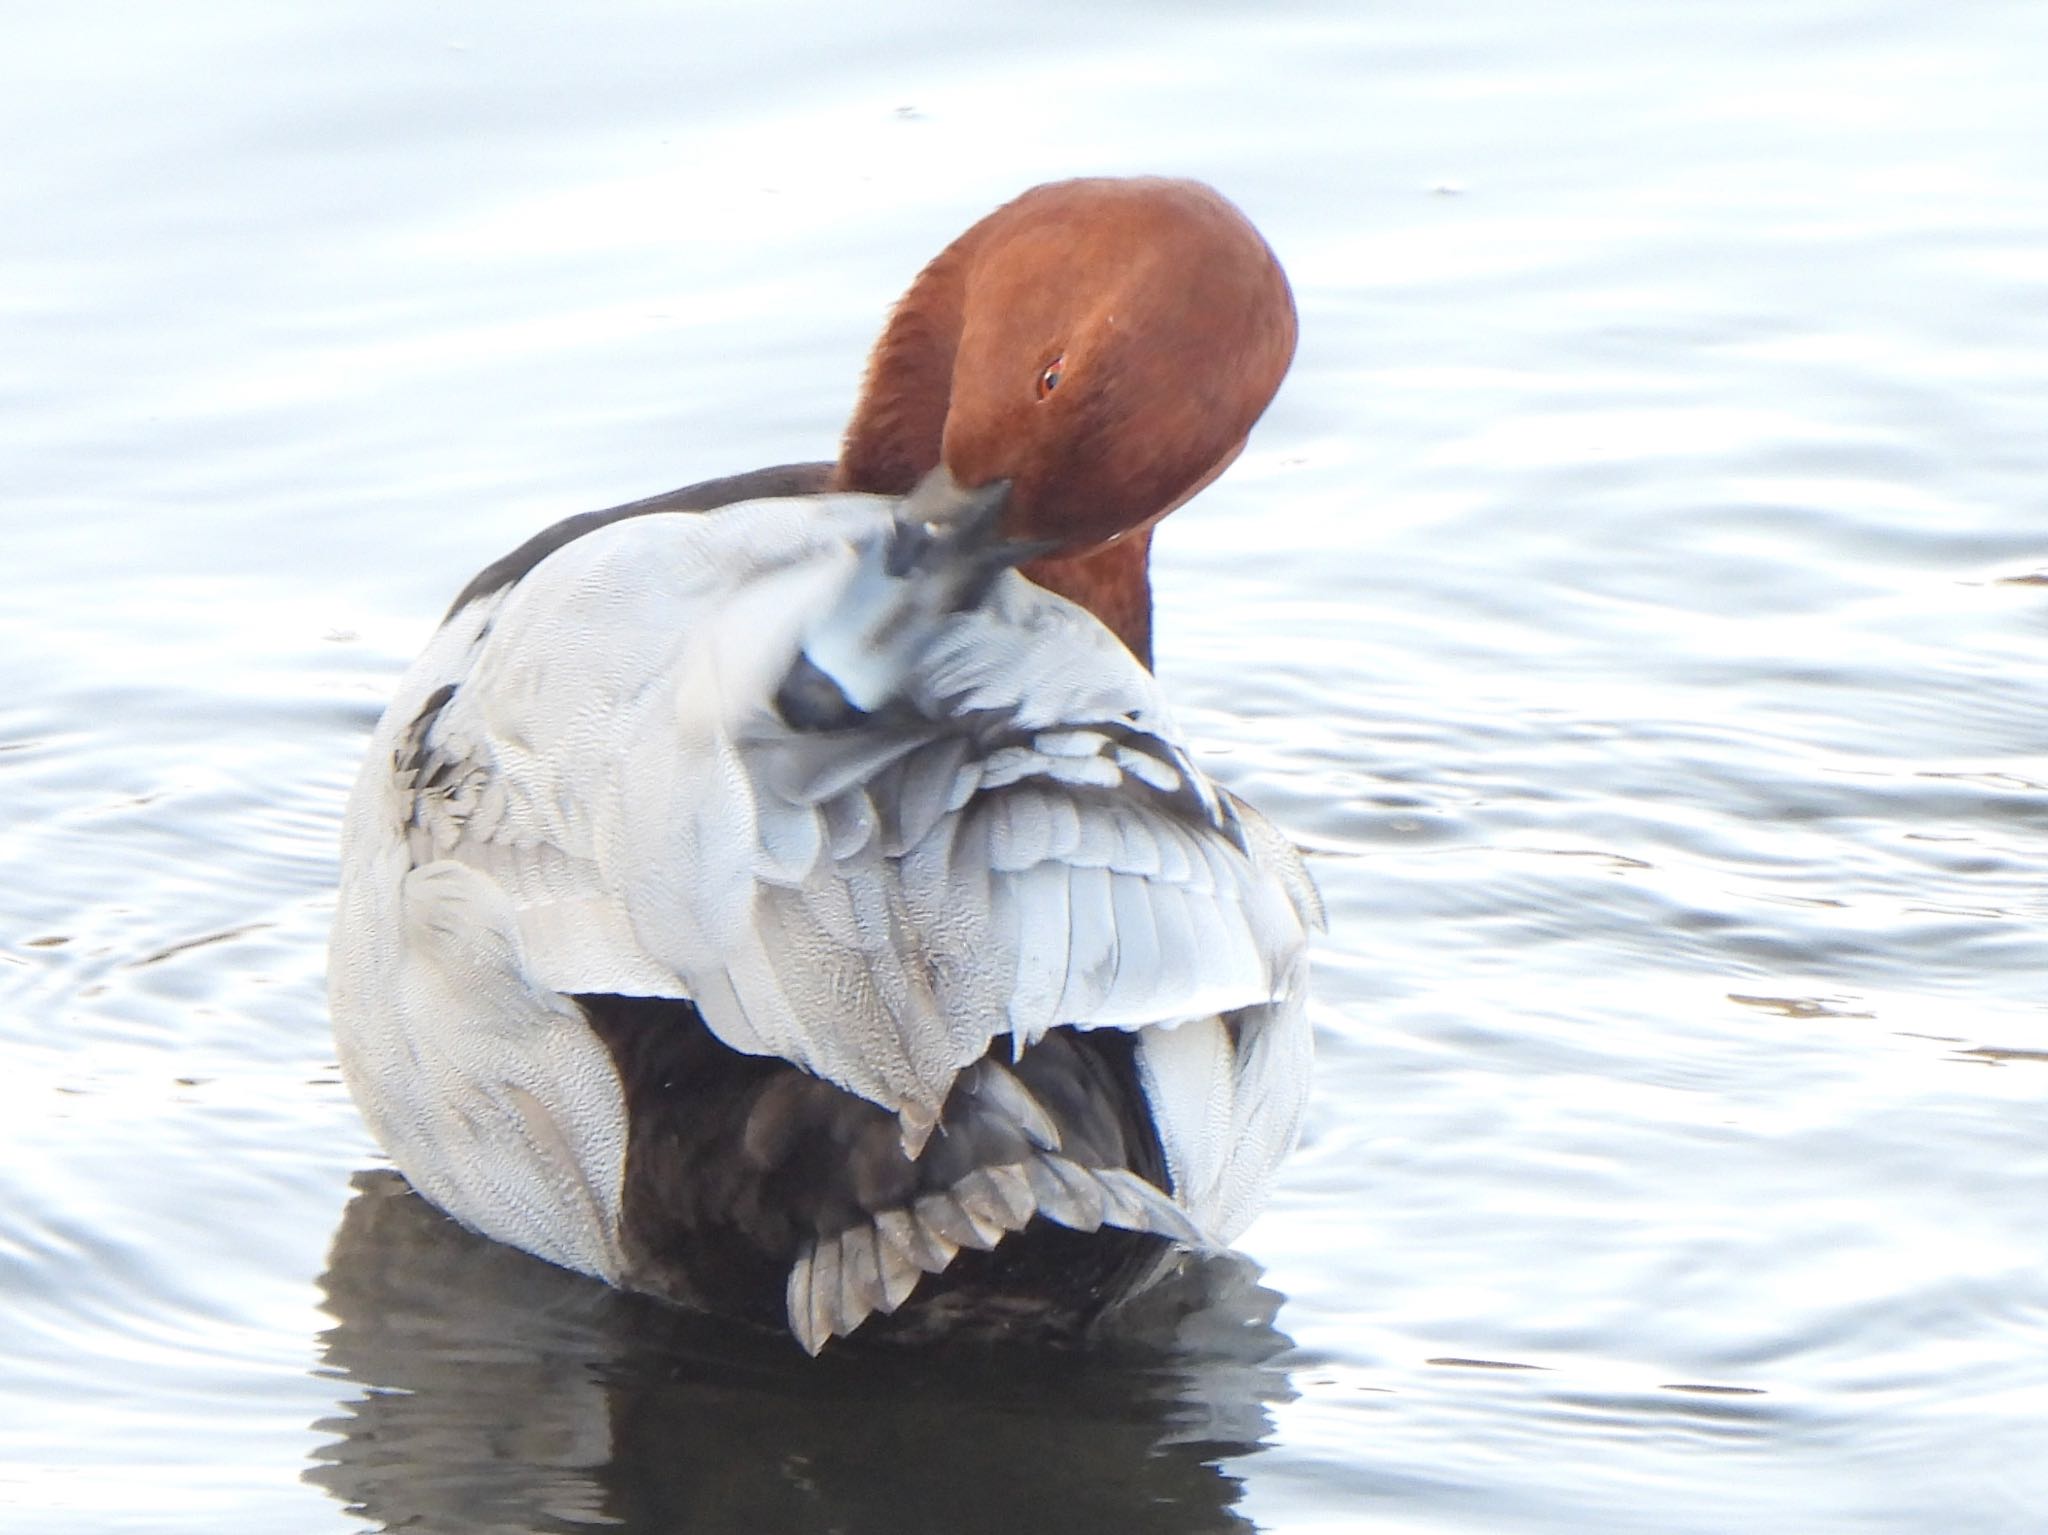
left=330, top=485, right=1319, bottom=1351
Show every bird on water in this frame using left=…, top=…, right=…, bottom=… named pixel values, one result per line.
left=329, top=177, right=1320, bottom=1353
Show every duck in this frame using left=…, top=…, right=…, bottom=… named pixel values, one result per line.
left=329, top=176, right=1320, bottom=1353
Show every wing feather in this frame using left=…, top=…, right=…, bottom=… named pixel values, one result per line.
left=371, top=491, right=1316, bottom=1135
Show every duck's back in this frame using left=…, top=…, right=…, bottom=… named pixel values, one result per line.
left=330, top=482, right=1317, bottom=1351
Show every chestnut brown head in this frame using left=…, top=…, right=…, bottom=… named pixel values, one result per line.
left=837, top=178, right=1296, bottom=665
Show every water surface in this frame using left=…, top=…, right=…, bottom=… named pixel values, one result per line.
left=3, top=3, right=2045, bottom=1530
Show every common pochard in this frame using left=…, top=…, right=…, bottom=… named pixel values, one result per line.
left=330, top=177, right=1319, bottom=1352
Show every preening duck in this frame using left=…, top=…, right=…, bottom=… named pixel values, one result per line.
left=330, top=177, right=1319, bottom=1352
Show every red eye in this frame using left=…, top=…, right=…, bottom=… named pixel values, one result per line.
left=1036, top=355, right=1065, bottom=399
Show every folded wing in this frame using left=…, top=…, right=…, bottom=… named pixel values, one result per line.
left=391, top=492, right=1319, bottom=1162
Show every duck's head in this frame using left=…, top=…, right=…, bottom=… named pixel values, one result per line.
left=834, top=177, right=1297, bottom=668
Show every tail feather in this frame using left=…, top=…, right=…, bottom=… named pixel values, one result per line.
left=1093, top=1166, right=1205, bottom=1245
left=916, top=1188, right=1004, bottom=1251
left=1024, top=1155, right=1108, bottom=1231
left=871, top=1216, right=925, bottom=1310
left=971, top=1062, right=1064, bottom=1151
left=785, top=1147, right=1215, bottom=1353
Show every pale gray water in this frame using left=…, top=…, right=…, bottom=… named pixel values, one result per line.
left=3, top=2, right=2046, bottom=1530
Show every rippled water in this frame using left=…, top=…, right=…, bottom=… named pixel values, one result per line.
left=5, top=2, right=2045, bottom=1530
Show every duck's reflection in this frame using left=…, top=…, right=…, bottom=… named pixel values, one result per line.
left=307, top=1170, right=1295, bottom=1534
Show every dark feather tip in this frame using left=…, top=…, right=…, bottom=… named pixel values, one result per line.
left=774, top=653, right=870, bottom=732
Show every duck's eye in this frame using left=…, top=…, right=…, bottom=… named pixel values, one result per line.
left=1036, top=355, right=1065, bottom=399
